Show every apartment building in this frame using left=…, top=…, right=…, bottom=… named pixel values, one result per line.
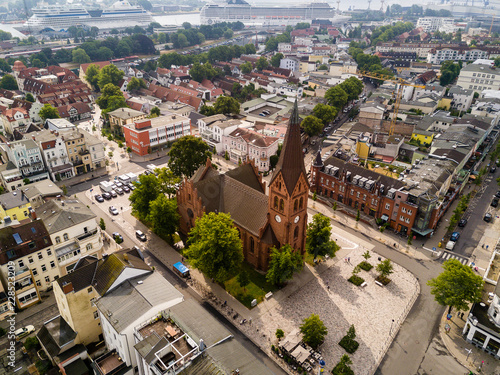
left=223, top=127, right=279, bottom=172
left=0, top=219, right=55, bottom=310
left=34, top=129, right=73, bottom=182
left=456, top=64, right=500, bottom=94
left=0, top=138, right=49, bottom=183
left=107, top=107, right=146, bottom=136
left=59, top=128, right=105, bottom=176
left=35, top=198, right=103, bottom=275
left=427, top=47, right=489, bottom=64
left=0, top=190, right=32, bottom=223
left=416, top=17, right=455, bottom=32
left=1, top=107, right=30, bottom=135
left=123, top=113, right=191, bottom=156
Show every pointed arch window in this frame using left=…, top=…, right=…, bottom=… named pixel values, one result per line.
left=279, top=199, right=284, bottom=211
left=294, top=199, right=298, bottom=212
left=250, top=237, right=255, bottom=253
left=299, top=197, right=304, bottom=209
left=274, top=196, right=279, bottom=209
left=294, top=226, right=299, bottom=239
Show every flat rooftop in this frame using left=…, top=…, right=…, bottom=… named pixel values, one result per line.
left=248, top=105, right=282, bottom=117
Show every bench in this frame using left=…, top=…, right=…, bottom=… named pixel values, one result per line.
left=361, top=282, right=367, bottom=287
left=265, top=292, right=273, bottom=299
left=375, top=281, right=384, bottom=287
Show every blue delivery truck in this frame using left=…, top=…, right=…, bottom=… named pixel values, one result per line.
left=173, top=262, right=190, bottom=278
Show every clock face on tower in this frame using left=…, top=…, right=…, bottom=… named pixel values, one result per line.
left=294, top=215, right=300, bottom=224
left=275, top=214, right=281, bottom=223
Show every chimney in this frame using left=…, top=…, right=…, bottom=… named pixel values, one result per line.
left=123, top=253, right=129, bottom=262
left=31, top=135, right=35, bottom=141
left=62, top=281, right=74, bottom=294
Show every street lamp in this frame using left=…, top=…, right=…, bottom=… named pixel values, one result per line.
left=390, top=319, right=395, bottom=334
left=465, top=348, right=472, bottom=362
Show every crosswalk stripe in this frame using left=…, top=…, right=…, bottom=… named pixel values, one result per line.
left=444, top=253, right=451, bottom=260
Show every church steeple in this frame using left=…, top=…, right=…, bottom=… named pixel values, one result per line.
left=270, top=99, right=308, bottom=193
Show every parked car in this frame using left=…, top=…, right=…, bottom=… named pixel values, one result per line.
left=122, top=185, right=130, bottom=193
left=109, top=206, right=119, bottom=215
left=491, top=166, right=497, bottom=173
left=492, top=197, right=499, bottom=207
left=445, top=240, right=456, bottom=251
left=110, top=190, right=117, bottom=198
left=94, top=194, right=104, bottom=203
left=116, top=188, right=124, bottom=195
left=496, top=190, right=500, bottom=198
left=458, top=218, right=467, bottom=227
left=15, top=325, right=35, bottom=341
left=136, top=230, right=147, bottom=241
left=450, top=232, right=460, bottom=242
left=115, top=182, right=123, bottom=188
left=102, top=192, right=112, bottom=200
left=112, top=232, right=123, bottom=242
left=484, top=212, right=493, bottom=222
left=127, top=183, right=136, bottom=191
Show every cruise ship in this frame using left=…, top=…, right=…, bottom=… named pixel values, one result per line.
left=200, top=0, right=348, bottom=26
left=22, top=0, right=153, bottom=33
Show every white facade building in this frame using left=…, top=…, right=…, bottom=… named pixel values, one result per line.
left=280, top=57, right=300, bottom=72
left=427, top=47, right=489, bottom=64
left=416, top=17, right=454, bottom=32
left=456, top=64, right=500, bottom=94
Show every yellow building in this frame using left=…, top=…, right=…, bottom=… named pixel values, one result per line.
left=438, top=97, right=452, bottom=110
left=356, top=135, right=371, bottom=160
left=0, top=190, right=32, bottom=222
left=411, top=129, right=434, bottom=145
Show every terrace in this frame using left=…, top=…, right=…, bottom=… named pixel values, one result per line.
left=93, top=349, right=130, bottom=375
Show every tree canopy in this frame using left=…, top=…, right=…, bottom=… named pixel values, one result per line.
left=256, top=56, right=269, bottom=71
left=300, top=115, right=324, bottom=137
left=96, top=83, right=127, bottom=115
left=313, top=103, right=337, bottom=126
left=72, top=48, right=91, bottom=64
left=306, top=213, right=339, bottom=259
left=185, top=212, right=243, bottom=283
left=167, top=135, right=212, bottom=178
left=325, top=86, right=348, bottom=109
left=240, top=61, right=253, bottom=74
left=300, top=314, right=328, bottom=349
left=271, top=53, right=284, bottom=68
left=0, top=74, right=18, bottom=90
left=129, top=173, right=161, bottom=221
left=127, top=77, right=147, bottom=92
left=147, top=195, right=179, bottom=241
left=213, top=95, right=240, bottom=115
left=98, top=64, right=125, bottom=90
left=39, top=103, right=60, bottom=121
left=266, top=244, right=303, bottom=286
left=428, top=259, right=484, bottom=313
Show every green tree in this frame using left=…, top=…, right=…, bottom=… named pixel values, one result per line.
left=147, top=195, right=179, bottom=241
left=167, top=135, right=212, bottom=178
left=0, top=74, right=18, bottom=90
left=355, top=210, right=360, bottom=222
left=223, top=29, right=234, bottom=39
left=376, top=259, right=394, bottom=278
left=96, top=46, right=113, bottom=61
left=428, top=259, right=484, bottom=314
left=129, top=173, right=160, bottom=221
left=185, top=212, right=243, bottom=283
left=84, top=64, right=101, bottom=90
left=99, top=218, right=106, bottom=230
left=306, top=213, right=339, bottom=259
left=39, top=103, right=60, bottom=121
left=325, top=85, right=348, bottom=109
left=213, top=95, right=240, bottom=115
left=256, top=56, right=269, bottom=71
left=150, top=106, right=160, bottom=117
left=72, top=48, right=91, bottom=64
left=98, top=64, right=125, bottom=90
left=182, top=22, right=192, bottom=29
left=300, top=314, right=328, bottom=349
left=332, top=354, right=354, bottom=375
left=127, top=77, right=147, bottom=91
left=276, top=328, right=284, bottom=340
left=155, top=167, right=180, bottom=198
left=237, top=270, right=250, bottom=292
left=96, top=83, right=126, bottom=113
left=25, top=93, right=35, bottom=103
left=266, top=244, right=303, bottom=286
left=300, top=115, right=323, bottom=137
left=0, top=58, right=11, bottom=73
left=313, top=103, right=337, bottom=126
left=240, top=61, right=252, bottom=74
left=270, top=53, right=284, bottom=68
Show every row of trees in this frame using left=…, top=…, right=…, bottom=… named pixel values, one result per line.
left=157, top=43, right=256, bottom=69
left=369, top=22, right=414, bottom=47
left=300, top=77, right=364, bottom=137
left=85, top=64, right=124, bottom=91
left=170, top=21, right=243, bottom=49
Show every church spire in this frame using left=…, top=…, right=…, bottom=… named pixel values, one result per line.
left=270, top=99, right=308, bottom=193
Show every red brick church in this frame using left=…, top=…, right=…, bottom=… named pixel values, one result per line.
left=177, top=100, right=309, bottom=271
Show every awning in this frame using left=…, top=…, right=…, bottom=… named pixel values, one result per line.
left=411, top=227, right=434, bottom=236
left=381, top=214, right=389, bottom=221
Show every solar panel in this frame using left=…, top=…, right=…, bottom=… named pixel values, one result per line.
left=13, top=233, right=22, bottom=245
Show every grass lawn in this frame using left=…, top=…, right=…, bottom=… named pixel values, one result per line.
left=224, top=262, right=276, bottom=309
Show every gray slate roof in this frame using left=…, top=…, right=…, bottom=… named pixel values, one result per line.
left=37, top=316, right=77, bottom=357
left=22, top=179, right=62, bottom=200
left=35, top=199, right=96, bottom=234
left=0, top=190, right=29, bottom=210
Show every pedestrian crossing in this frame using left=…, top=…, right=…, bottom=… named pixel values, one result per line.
left=437, top=250, right=470, bottom=265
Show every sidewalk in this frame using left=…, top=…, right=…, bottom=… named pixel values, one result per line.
left=440, top=310, right=500, bottom=375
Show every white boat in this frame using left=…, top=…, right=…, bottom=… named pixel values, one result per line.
left=22, top=0, right=153, bottom=33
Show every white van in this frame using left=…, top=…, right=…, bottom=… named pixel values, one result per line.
left=445, top=241, right=456, bottom=251
left=99, top=181, right=114, bottom=193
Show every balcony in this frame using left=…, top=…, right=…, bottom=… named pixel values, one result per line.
left=79, top=149, right=90, bottom=156
left=76, top=228, right=98, bottom=242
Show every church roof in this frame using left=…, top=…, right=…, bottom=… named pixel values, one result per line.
left=194, top=173, right=269, bottom=236
left=270, top=99, right=307, bottom=193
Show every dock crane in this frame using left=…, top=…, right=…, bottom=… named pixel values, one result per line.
left=357, top=70, right=426, bottom=136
